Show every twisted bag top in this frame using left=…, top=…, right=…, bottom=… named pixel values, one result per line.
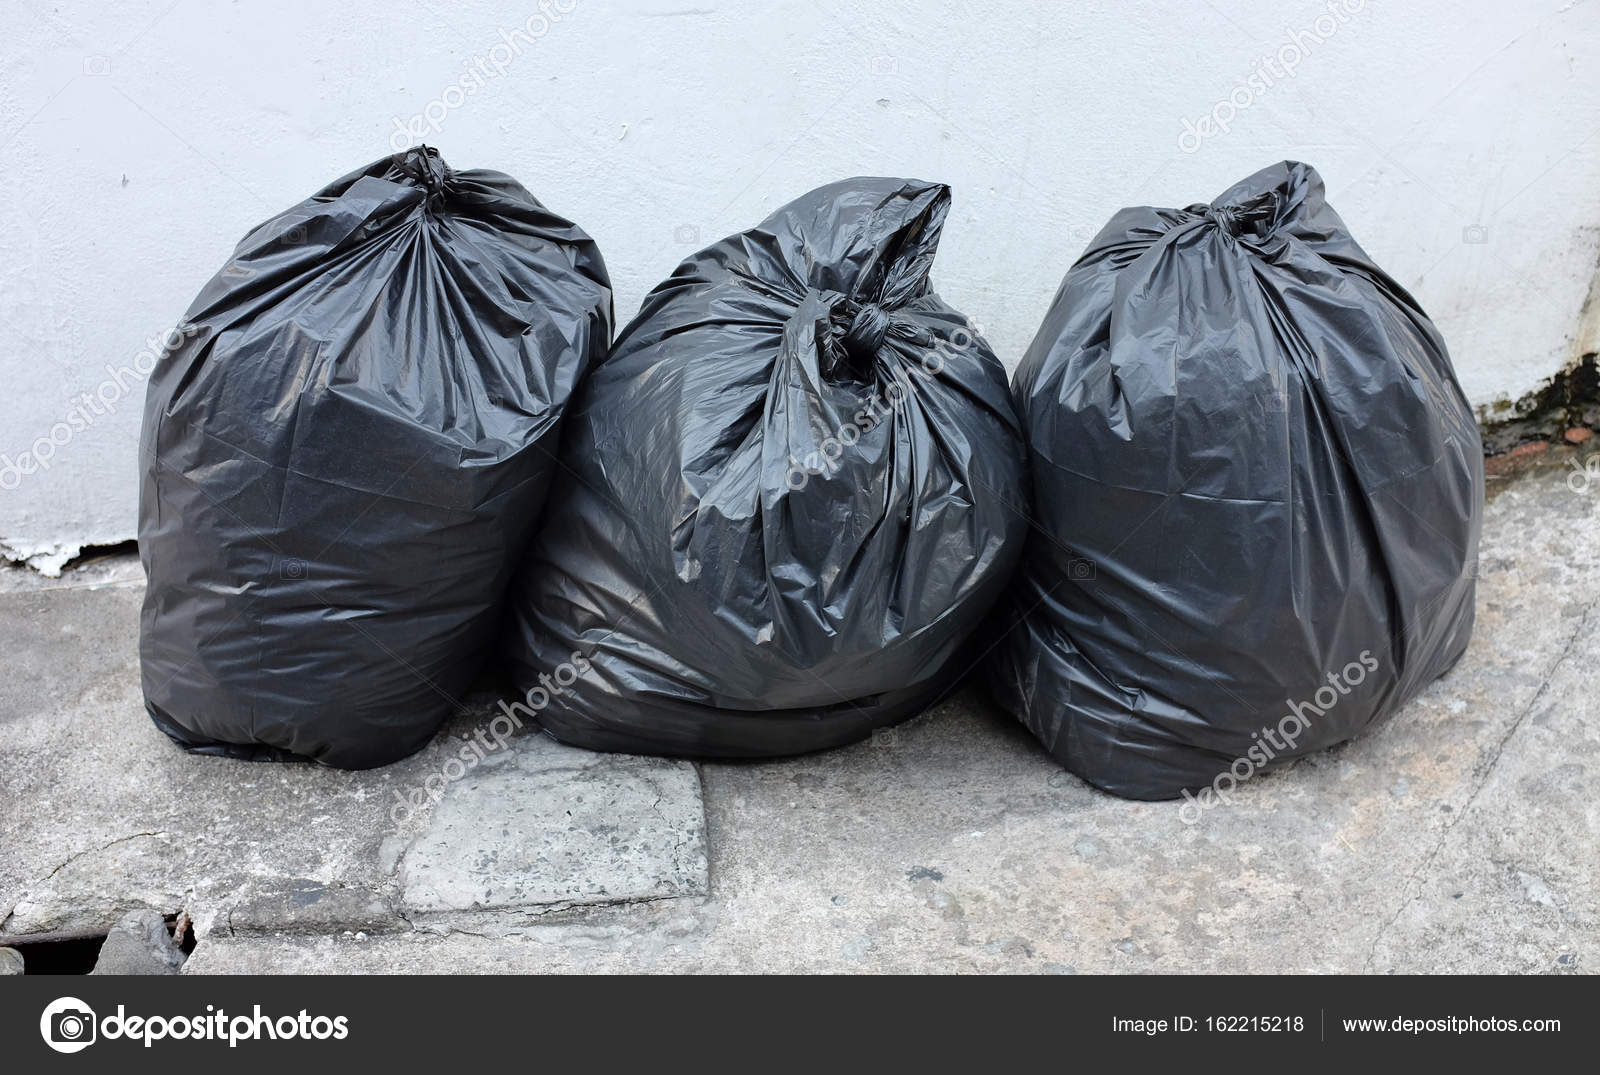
left=507, top=177, right=1028, bottom=757
left=139, top=148, right=612, bottom=769
left=990, top=160, right=1483, bottom=800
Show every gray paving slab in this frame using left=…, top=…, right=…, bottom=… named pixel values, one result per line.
left=399, top=741, right=707, bottom=919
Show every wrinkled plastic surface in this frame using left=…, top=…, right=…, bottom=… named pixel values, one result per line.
left=506, top=178, right=1028, bottom=757
left=139, top=148, right=612, bottom=769
left=988, top=161, right=1483, bottom=801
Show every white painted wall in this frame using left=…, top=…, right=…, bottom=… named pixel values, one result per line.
left=3, top=0, right=1598, bottom=569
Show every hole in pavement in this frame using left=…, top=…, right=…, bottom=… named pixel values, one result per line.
left=5, top=913, right=195, bottom=974
left=6, top=929, right=108, bottom=974
left=168, top=911, right=198, bottom=956
left=59, top=539, right=140, bottom=572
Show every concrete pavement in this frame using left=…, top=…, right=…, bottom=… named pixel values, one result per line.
left=2, top=453, right=1594, bottom=973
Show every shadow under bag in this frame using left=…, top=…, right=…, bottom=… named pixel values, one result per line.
left=139, top=148, right=612, bottom=769
left=988, top=161, right=1483, bottom=801
left=505, top=178, right=1028, bottom=757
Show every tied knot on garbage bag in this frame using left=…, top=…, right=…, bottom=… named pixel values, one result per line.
left=1187, top=191, right=1279, bottom=240
left=398, top=144, right=452, bottom=205
left=843, top=300, right=892, bottom=359
left=824, top=299, right=903, bottom=380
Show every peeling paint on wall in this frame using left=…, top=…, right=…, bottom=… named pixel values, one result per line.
left=1, top=539, right=86, bottom=578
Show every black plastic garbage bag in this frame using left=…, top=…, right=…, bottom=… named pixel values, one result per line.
left=505, top=178, right=1028, bottom=757
left=988, top=161, right=1482, bottom=802
left=139, top=147, right=612, bottom=769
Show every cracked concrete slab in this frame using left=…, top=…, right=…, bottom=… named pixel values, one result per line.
left=399, top=742, right=707, bottom=918
left=1363, top=491, right=1599, bottom=973
left=4, top=456, right=1597, bottom=972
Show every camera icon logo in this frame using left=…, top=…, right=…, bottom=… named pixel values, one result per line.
left=40, top=997, right=98, bottom=1054
left=673, top=223, right=699, bottom=245
left=1461, top=224, right=1488, bottom=244
left=1067, top=555, right=1097, bottom=581
left=280, top=557, right=307, bottom=580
